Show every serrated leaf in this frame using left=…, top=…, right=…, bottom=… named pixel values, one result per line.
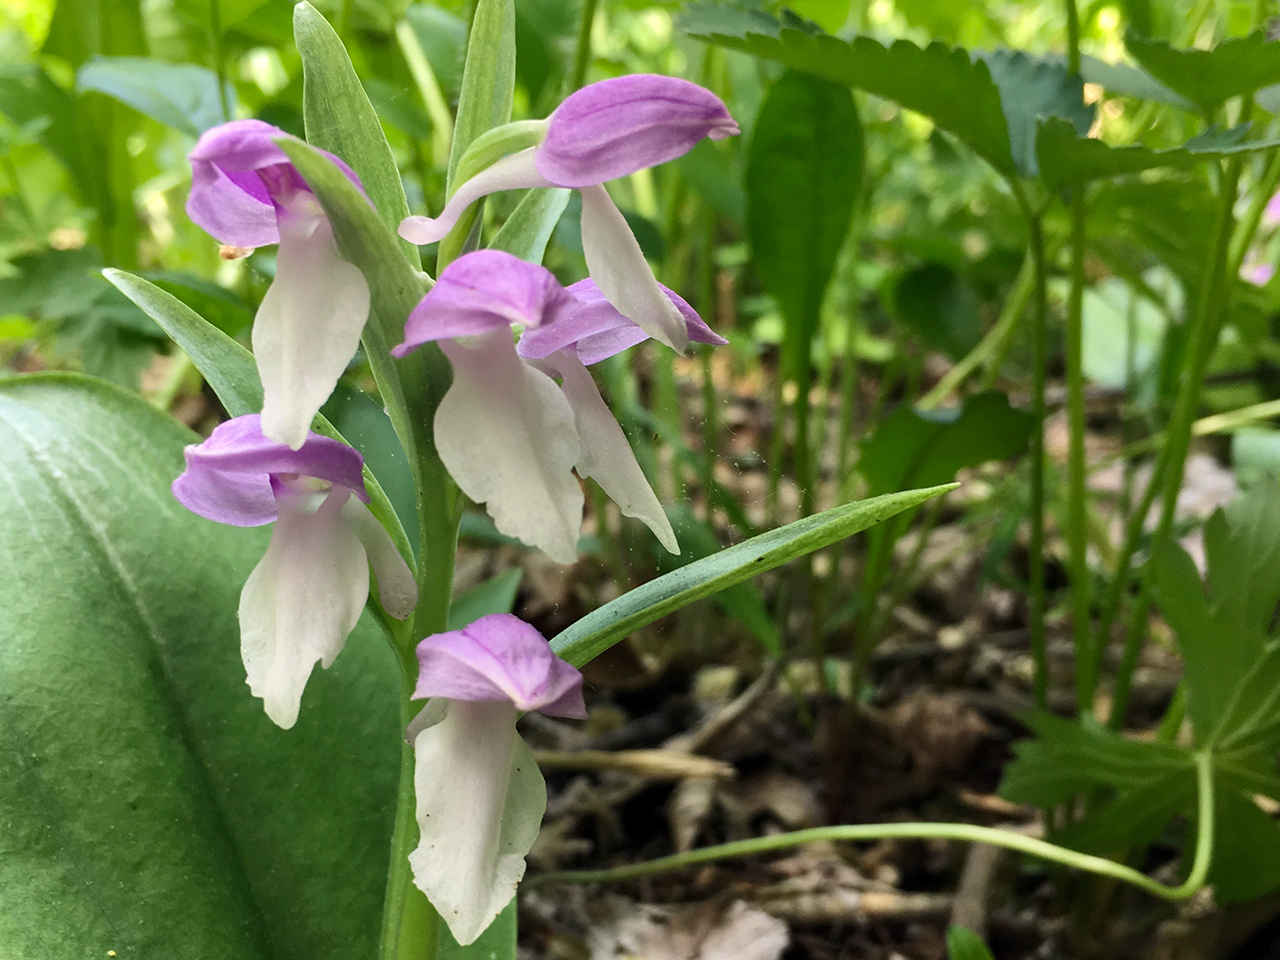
left=103, top=269, right=414, bottom=569
left=680, top=4, right=1017, bottom=174
left=999, top=712, right=1193, bottom=807
left=76, top=56, right=230, bottom=136
left=0, top=373, right=399, bottom=957
left=976, top=49, right=1092, bottom=178
left=1035, top=117, right=1280, bottom=190
left=747, top=70, right=861, bottom=377
left=551, top=484, right=955, bottom=667
left=1154, top=484, right=1280, bottom=746
left=1126, top=29, right=1280, bottom=111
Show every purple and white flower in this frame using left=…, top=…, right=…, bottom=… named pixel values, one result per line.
left=173, top=415, right=416, bottom=728
left=398, top=75, right=738, bottom=354
left=408, top=614, right=584, bottom=945
left=187, top=120, right=371, bottom=450
left=394, top=250, right=710, bottom=562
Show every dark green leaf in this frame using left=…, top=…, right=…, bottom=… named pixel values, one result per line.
left=976, top=49, right=1092, bottom=178
left=448, top=569, right=524, bottom=630
left=681, top=4, right=1016, bottom=173
left=1153, top=484, right=1280, bottom=746
left=747, top=70, right=861, bottom=377
left=1078, top=53, right=1191, bottom=109
left=1036, top=117, right=1280, bottom=190
left=1126, top=29, right=1280, bottom=111
left=1209, top=791, right=1280, bottom=903
left=999, top=712, right=1193, bottom=807
left=857, top=391, right=1033, bottom=496
left=0, top=373, right=399, bottom=957
left=551, top=484, right=955, bottom=667
left=77, top=57, right=230, bottom=135
left=888, top=262, right=981, bottom=359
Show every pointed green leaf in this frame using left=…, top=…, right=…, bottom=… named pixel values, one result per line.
left=489, top=188, right=572, bottom=264
left=102, top=269, right=414, bottom=568
left=1126, top=29, right=1280, bottom=111
left=0, top=373, right=400, bottom=957
left=551, top=484, right=956, bottom=667
left=747, top=70, right=861, bottom=376
left=1036, top=117, right=1280, bottom=190
left=294, top=1, right=417, bottom=258
left=77, top=57, right=230, bottom=135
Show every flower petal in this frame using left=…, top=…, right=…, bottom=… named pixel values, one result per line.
left=413, top=613, right=586, bottom=717
left=341, top=497, right=418, bottom=619
left=186, top=119, right=364, bottom=248
left=399, top=148, right=551, bottom=246
left=517, top=277, right=726, bottom=364
left=579, top=183, right=689, bottom=354
left=546, top=352, right=678, bottom=553
left=537, top=74, right=738, bottom=187
left=394, top=249, right=578, bottom=357
left=435, top=331, right=583, bottom=564
left=238, top=486, right=368, bottom=728
left=173, top=414, right=367, bottom=525
left=253, top=209, right=371, bottom=450
left=410, top=700, right=546, bottom=945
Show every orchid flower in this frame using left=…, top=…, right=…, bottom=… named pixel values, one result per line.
left=398, top=75, right=738, bottom=354
left=408, top=613, right=585, bottom=945
left=187, top=120, right=371, bottom=450
left=172, top=415, right=416, bottom=728
left=394, top=249, right=713, bottom=563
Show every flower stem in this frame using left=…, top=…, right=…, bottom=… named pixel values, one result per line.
left=1065, top=183, right=1091, bottom=712
left=530, top=751, right=1214, bottom=899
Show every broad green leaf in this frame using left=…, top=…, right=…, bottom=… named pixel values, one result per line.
left=0, top=373, right=400, bottom=957
left=947, top=926, right=996, bottom=960
left=999, top=713, right=1193, bottom=807
left=278, top=139, right=454, bottom=493
left=681, top=5, right=1016, bottom=173
left=0, top=65, right=95, bottom=192
left=747, top=70, right=861, bottom=378
left=1036, top=117, right=1280, bottom=190
left=1208, top=790, right=1280, bottom=904
left=77, top=56, right=230, bottom=136
left=489, top=188, right=572, bottom=264
left=103, top=269, right=415, bottom=568
left=448, top=569, right=524, bottom=629
left=551, top=484, right=955, bottom=667
left=976, top=49, right=1092, bottom=178
left=857, top=391, right=1033, bottom=497
left=294, top=1, right=418, bottom=257
left=42, top=0, right=145, bottom=67
left=1126, top=29, right=1280, bottom=111
left=888, top=262, right=981, bottom=360
left=1153, top=484, right=1280, bottom=745
left=1078, top=54, right=1191, bottom=110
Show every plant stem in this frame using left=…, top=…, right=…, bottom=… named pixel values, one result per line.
left=1011, top=181, right=1049, bottom=711
left=1065, top=183, right=1092, bottom=711
left=1108, top=154, right=1244, bottom=728
left=209, top=0, right=232, bottom=123
left=570, top=0, right=600, bottom=91
left=530, top=751, right=1214, bottom=900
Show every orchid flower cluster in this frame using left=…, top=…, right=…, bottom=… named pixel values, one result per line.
left=172, top=74, right=737, bottom=944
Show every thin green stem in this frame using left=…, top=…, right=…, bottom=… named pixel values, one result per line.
left=1108, top=154, right=1244, bottom=728
left=1011, top=182, right=1049, bottom=711
left=1064, top=0, right=1081, bottom=75
left=570, top=0, right=600, bottom=91
left=209, top=0, right=231, bottom=123
left=1066, top=184, right=1091, bottom=712
left=531, top=751, right=1214, bottom=899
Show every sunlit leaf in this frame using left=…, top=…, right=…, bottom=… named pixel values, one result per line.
left=1126, top=29, right=1280, bottom=111
left=77, top=57, right=230, bottom=135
